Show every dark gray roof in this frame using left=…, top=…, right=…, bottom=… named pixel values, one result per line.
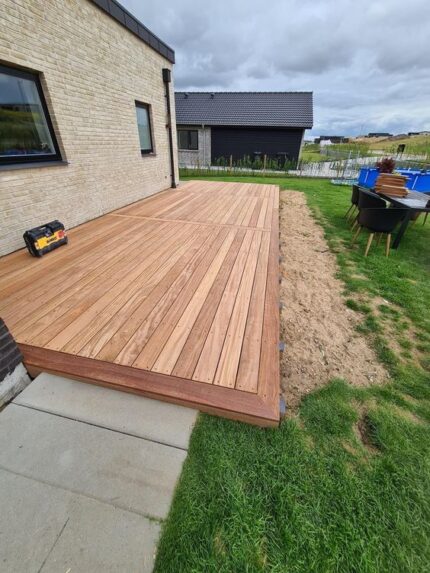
left=175, top=92, right=313, bottom=128
left=90, top=0, right=175, bottom=63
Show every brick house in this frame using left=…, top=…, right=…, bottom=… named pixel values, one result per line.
left=0, top=0, right=178, bottom=256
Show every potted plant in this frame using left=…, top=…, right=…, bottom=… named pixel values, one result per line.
left=375, top=157, right=396, bottom=173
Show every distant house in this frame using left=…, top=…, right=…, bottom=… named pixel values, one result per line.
left=175, top=92, right=313, bottom=168
left=315, top=136, right=348, bottom=144
left=0, top=0, right=177, bottom=256
left=366, top=132, right=393, bottom=138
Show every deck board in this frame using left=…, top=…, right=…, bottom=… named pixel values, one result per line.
left=0, top=180, right=280, bottom=426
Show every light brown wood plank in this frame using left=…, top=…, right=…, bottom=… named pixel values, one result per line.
left=151, top=229, right=237, bottom=375
left=219, top=195, right=243, bottom=225
left=0, top=215, right=129, bottom=304
left=92, top=227, right=221, bottom=363
left=11, top=219, right=166, bottom=334
left=192, top=230, right=254, bottom=383
left=235, top=231, right=271, bottom=392
left=257, top=193, right=280, bottom=419
left=213, top=231, right=262, bottom=388
left=116, top=188, right=183, bottom=217
left=257, top=197, right=269, bottom=229
left=172, top=228, right=246, bottom=379
left=130, top=228, right=232, bottom=370
left=7, top=218, right=157, bottom=331
left=20, top=221, right=185, bottom=346
left=47, top=223, right=203, bottom=352
left=86, top=228, right=219, bottom=362
left=264, top=193, right=274, bottom=229
left=104, top=227, right=227, bottom=365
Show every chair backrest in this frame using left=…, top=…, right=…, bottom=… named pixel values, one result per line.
left=358, top=208, right=408, bottom=233
left=351, top=184, right=359, bottom=205
left=358, top=188, right=386, bottom=209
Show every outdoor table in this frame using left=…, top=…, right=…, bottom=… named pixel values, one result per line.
left=370, top=189, right=430, bottom=249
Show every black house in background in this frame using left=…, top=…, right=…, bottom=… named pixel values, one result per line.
left=175, top=92, right=313, bottom=168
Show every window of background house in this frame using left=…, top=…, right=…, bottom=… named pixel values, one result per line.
left=0, top=63, right=61, bottom=165
left=135, top=102, right=154, bottom=154
left=178, top=129, right=198, bottom=150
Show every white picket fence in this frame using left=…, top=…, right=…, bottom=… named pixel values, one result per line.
left=179, top=152, right=429, bottom=181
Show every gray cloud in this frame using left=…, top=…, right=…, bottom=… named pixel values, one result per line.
left=123, top=0, right=430, bottom=135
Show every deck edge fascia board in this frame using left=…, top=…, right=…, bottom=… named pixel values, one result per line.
left=20, top=345, right=279, bottom=427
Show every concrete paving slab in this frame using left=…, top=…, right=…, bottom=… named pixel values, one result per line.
left=0, top=468, right=69, bottom=573
left=0, top=404, right=186, bottom=520
left=14, top=373, right=197, bottom=450
left=0, top=468, right=159, bottom=573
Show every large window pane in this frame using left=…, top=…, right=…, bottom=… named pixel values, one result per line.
left=189, top=130, right=198, bottom=150
left=178, top=129, right=198, bottom=150
left=135, top=103, right=153, bottom=153
left=0, top=65, right=59, bottom=164
left=178, top=130, right=189, bottom=150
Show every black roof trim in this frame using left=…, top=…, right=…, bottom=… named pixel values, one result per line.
left=176, top=91, right=313, bottom=94
left=89, top=0, right=175, bottom=63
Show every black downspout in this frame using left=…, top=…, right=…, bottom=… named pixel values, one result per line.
left=162, top=68, right=177, bottom=188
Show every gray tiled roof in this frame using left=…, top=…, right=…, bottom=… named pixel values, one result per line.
left=175, top=92, right=313, bottom=128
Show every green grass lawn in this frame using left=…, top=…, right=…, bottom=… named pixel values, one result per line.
left=300, top=149, right=327, bottom=163
left=154, top=176, right=430, bottom=573
left=367, top=134, right=430, bottom=157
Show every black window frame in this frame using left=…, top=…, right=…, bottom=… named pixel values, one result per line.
left=0, top=63, right=62, bottom=166
left=178, top=129, right=199, bottom=151
left=135, top=101, right=154, bottom=155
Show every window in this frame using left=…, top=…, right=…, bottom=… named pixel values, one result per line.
left=0, top=63, right=61, bottom=165
left=135, top=102, right=154, bottom=154
left=178, top=129, right=198, bottom=150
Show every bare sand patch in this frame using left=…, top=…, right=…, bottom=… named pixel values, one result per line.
left=280, top=190, right=388, bottom=409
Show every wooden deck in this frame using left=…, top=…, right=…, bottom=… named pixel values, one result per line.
left=0, top=180, right=280, bottom=426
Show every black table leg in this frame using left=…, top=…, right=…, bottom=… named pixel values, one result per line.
left=392, top=210, right=412, bottom=249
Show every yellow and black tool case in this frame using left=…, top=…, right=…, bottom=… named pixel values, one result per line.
left=23, top=220, right=68, bottom=257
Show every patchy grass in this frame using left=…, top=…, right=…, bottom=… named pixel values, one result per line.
left=300, top=149, right=327, bottom=163
left=154, top=176, right=430, bottom=573
left=367, top=134, right=430, bottom=157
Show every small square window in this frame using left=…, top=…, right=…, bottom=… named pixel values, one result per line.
left=135, top=102, right=154, bottom=154
left=0, top=63, right=62, bottom=165
left=178, top=129, right=198, bottom=150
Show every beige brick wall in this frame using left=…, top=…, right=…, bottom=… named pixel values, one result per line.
left=0, top=0, right=178, bottom=256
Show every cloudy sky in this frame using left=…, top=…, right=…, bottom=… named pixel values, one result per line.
left=122, top=0, right=430, bottom=137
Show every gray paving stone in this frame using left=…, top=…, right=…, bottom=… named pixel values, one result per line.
left=14, top=373, right=197, bottom=450
left=0, top=468, right=159, bottom=573
left=0, top=404, right=186, bottom=520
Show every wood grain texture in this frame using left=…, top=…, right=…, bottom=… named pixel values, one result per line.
left=0, top=180, right=280, bottom=426
left=22, top=346, right=278, bottom=426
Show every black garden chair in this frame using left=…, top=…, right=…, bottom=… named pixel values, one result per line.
left=351, top=188, right=386, bottom=231
left=410, top=191, right=430, bottom=226
left=344, top=184, right=359, bottom=221
left=351, top=207, right=407, bottom=257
